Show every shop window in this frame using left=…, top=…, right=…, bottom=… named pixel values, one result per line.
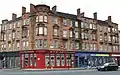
left=61, top=54, right=65, bottom=66
left=33, top=54, right=36, bottom=67
left=45, top=54, right=50, bottom=67
left=24, top=54, right=29, bottom=66
left=66, top=54, right=71, bottom=66
left=50, top=54, right=55, bottom=66
left=71, top=54, right=74, bottom=67
left=56, top=54, right=60, bottom=66
left=30, top=54, right=33, bottom=66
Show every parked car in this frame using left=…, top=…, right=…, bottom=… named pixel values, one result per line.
left=97, top=62, right=119, bottom=71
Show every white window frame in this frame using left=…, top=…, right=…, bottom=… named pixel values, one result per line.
left=75, top=21, right=78, bottom=27
left=70, top=31, right=73, bottom=37
left=39, top=15, right=43, bottom=22
left=63, top=30, right=67, bottom=37
left=36, top=16, right=39, bottom=22
left=44, top=15, right=48, bottom=22
left=53, top=28, right=58, bottom=36
left=39, top=27, right=43, bottom=34
left=44, top=27, right=47, bottom=36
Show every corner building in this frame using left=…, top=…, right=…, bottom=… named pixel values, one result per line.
left=0, top=4, right=120, bottom=69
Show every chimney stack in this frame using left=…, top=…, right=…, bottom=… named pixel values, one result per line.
left=2, top=19, right=8, bottom=24
left=22, top=7, right=26, bottom=15
left=80, top=12, right=84, bottom=17
left=30, top=4, right=36, bottom=13
left=93, top=12, right=97, bottom=20
left=12, top=13, right=17, bottom=20
left=77, top=8, right=81, bottom=19
left=52, top=5, right=57, bottom=12
left=108, top=16, right=112, bottom=23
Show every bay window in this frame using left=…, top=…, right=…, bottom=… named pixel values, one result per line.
left=39, top=27, right=43, bottom=34
left=63, top=30, right=67, bottom=37
left=44, top=15, right=47, bottom=22
left=44, top=27, right=47, bottom=36
left=53, top=28, right=58, bottom=36
left=39, top=15, right=44, bottom=22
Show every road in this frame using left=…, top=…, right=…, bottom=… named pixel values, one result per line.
left=0, top=69, right=120, bottom=75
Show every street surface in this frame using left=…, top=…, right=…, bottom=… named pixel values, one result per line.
left=0, top=69, right=120, bottom=75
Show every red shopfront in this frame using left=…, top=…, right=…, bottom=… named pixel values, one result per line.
left=110, top=52, right=120, bottom=66
left=20, top=50, right=75, bottom=69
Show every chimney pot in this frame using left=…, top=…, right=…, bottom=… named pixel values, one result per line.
left=12, top=13, right=17, bottom=20
left=108, top=16, right=111, bottom=22
left=52, top=5, right=57, bottom=12
left=22, top=7, right=26, bottom=15
left=93, top=12, right=97, bottom=20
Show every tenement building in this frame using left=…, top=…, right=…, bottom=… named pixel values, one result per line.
left=0, top=4, right=120, bottom=69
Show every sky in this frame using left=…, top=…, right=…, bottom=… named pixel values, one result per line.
left=0, top=0, right=120, bottom=30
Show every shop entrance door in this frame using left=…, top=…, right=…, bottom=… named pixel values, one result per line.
left=79, top=56, right=88, bottom=68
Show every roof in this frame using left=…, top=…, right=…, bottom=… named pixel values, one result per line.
left=56, top=12, right=77, bottom=20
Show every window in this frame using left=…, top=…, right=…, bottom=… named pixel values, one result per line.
left=56, top=54, right=60, bottom=66
left=50, top=54, right=55, bottom=66
left=17, top=21, right=20, bottom=27
left=108, top=27, right=110, bottom=32
left=36, top=27, right=38, bottom=35
left=63, top=41, right=67, bottom=49
left=104, top=26, right=107, bottom=32
left=27, top=30, right=29, bottom=37
left=23, top=41, right=25, bottom=47
left=86, top=43, right=89, bottom=50
left=76, top=42, right=79, bottom=49
left=70, top=42, right=73, bottom=49
left=13, top=22, right=16, bottom=28
left=82, top=43, right=85, bottom=50
left=63, top=19, right=67, bottom=25
left=13, top=33, right=15, bottom=39
left=39, top=15, right=43, bottom=22
left=108, top=45, right=111, bottom=51
left=90, top=44, right=93, bottom=50
left=63, top=30, right=67, bottom=37
left=36, top=16, right=39, bottom=22
left=35, top=40, right=39, bottom=48
left=45, top=54, right=50, bottom=67
left=39, top=27, right=43, bottom=34
left=81, top=33, right=84, bottom=39
left=75, top=32, right=79, bottom=38
left=17, top=42, right=20, bottom=48
left=81, top=22, right=84, bottom=28
left=8, top=43, right=12, bottom=49
left=99, top=25, right=102, bottom=31
left=100, top=35, right=102, bottom=41
left=104, top=45, right=107, bottom=51
left=9, top=24, right=12, bottom=29
left=9, top=33, right=11, bottom=40
left=53, top=29, right=58, bottom=36
left=39, top=39, right=43, bottom=47
left=108, top=36, right=111, bottom=42
left=93, top=44, right=96, bottom=50
left=53, top=17, right=58, bottom=24
left=69, top=31, right=73, bottom=37
left=75, top=21, right=78, bottom=27
left=44, top=15, right=47, bottom=22
left=61, top=54, right=65, bottom=66
left=90, top=24, right=92, bottom=29
left=26, top=41, right=28, bottom=47
left=85, top=23, right=89, bottom=28
left=100, top=45, right=103, bottom=51
left=112, top=28, right=114, bottom=33
left=70, top=20, right=73, bottom=26
left=43, top=40, right=47, bottom=48
left=4, top=34, right=6, bottom=40
left=54, top=40, right=58, bottom=48
left=44, top=27, right=47, bottom=36
left=4, top=25, right=6, bottom=30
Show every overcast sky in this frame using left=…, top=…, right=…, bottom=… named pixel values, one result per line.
left=0, top=0, right=120, bottom=30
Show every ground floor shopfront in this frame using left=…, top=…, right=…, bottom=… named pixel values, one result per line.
left=0, top=51, right=20, bottom=68
left=75, top=51, right=120, bottom=68
left=20, top=50, right=75, bottom=69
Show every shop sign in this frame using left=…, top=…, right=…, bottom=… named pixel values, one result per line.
left=112, top=54, right=120, bottom=56
left=95, top=54, right=109, bottom=56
